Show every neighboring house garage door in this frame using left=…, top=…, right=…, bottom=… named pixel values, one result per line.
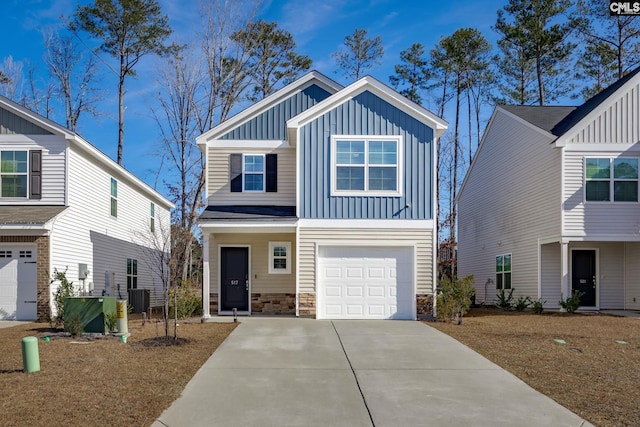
left=317, top=246, right=414, bottom=319
left=0, top=246, right=37, bottom=320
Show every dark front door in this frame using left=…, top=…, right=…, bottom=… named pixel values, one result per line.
left=571, top=250, right=597, bottom=306
left=221, top=247, right=249, bottom=312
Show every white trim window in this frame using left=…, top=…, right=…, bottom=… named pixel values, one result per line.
left=585, top=157, right=638, bottom=202
left=496, top=254, right=512, bottom=290
left=0, top=150, right=28, bottom=198
left=331, top=135, right=402, bottom=196
left=127, top=258, right=137, bottom=289
left=110, top=177, right=118, bottom=217
left=243, top=154, right=265, bottom=192
left=150, top=202, right=155, bottom=232
left=268, top=241, right=291, bottom=274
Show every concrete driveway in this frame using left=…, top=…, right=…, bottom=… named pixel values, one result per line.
left=154, top=318, right=592, bottom=427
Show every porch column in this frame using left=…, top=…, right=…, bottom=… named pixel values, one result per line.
left=560, top=242, right=569, bottom=303
left=202, top=232, right=210, bottom=319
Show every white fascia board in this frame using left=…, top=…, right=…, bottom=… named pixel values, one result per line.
left=198, top=222, right=297, bottom=234
left=298, top=219, right=435, bottom=229
left=561, top=234, right=640, bottom=243
left=0, top=226, right=50, bottom=235
left=208, top=140, right=290, bottom=149
left=196, top=71, right=343, bottom=147
left=69, top=136, right=174, bottom=210
left=287, top=76, right=448, bottom=137
left=0, top=95, right=74, bottom=139
left=563, top=142, right=640, bottom=152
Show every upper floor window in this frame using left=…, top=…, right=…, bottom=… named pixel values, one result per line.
left=1, top=150, right=28, bottom=198
left=229, top=153, right=277, bottom=193
left=496, top=254, right=512, bottom=290
left=110, top=178, right=118, bottom=217
left=331, top=136, right=402, bottom=196
left=150, top=202, right=155, bottom=232
left=243, top=154, right=264, bottom=192
left=585, top=157, right=638, bottom=202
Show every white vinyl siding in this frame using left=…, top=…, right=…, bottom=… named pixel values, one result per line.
left=208, top=233, right=296, bottom=295
left=625, top=242, right=640, bottom=310
left=457, top=109, right=562, bottom=301
left=0, top=135, right=66, bottom=205
left=49, top=147, right=171, bottom=308
left=298, top=227, right=432, bottom=295
left=564, top=151, right=640, bottom=237
left=540, top=243, right=562, bottom=309
left=563, top=79, right=640, bottom=144
left=207, top=146, right=295, bottom=205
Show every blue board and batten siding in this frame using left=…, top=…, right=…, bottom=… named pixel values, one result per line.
left=220, top=84, right=332, bottom=140
left=299, top=90, right=434, bottom=220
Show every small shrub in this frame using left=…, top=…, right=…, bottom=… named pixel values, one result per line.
left=496, top=288, right=514, bottom=310
left=169, top=282, right=202, bottom=319
left=51, top=268, right=76, bottom=327
left=559, top=290, right=584, bottom=313
left=436, top=275, right=476, bottom=324
left=104, top=311, right=118, bottom=333
left=514, top=295, right=532, bottom=311
left=64, top=313, right=83, bottom=336
left=532, top=299, right=546, bottom=314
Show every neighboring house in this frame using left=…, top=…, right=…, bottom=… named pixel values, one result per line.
left=0, top=96, right=173, bottom=321
left=458, top=68, right=640, bottom=310
left=197, top=71, right=447, bottom=319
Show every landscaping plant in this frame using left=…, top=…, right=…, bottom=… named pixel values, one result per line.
left=50, top=268, right=77, bottom=327
left=169, top=280, right=202, bottom=319
left=559, top=290, right=585, bottom=313
left=436, top=274, right=475, bottom=325
left=531, top=299, right=546, bottom=314
left=514, top=295, right=532, bottom=311
left=495, top=288, right=514, bottom=310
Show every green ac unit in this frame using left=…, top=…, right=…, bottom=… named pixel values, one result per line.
left=64, top=297, right=117, bottom=333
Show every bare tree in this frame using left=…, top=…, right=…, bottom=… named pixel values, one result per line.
left=0, top=56, right=25, bottom=101
left=134, top=210, right=174, bottom=338
left=43, top=30, right=102, bottom=132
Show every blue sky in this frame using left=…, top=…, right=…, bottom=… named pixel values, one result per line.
left=0, top=0, right=507, bottom=196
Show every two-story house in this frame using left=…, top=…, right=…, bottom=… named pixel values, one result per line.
left=197, top=71, right=447, bottom=319
left=458, top=68, right=640, bottom=310
left=0, top=95, right=173, bottom=321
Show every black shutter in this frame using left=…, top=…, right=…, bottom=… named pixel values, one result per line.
left=229, top=153, right=243, bottom=192
left=29, top=150, right=42, bottom=199
left=266, top=153, right=277, bottom=192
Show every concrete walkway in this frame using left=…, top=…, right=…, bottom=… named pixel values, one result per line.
left=153, top=318, right=593, bottom=427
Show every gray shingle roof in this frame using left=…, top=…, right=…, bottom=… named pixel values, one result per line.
left=500, top=66, right=640, bottom=137
left=0, top=205, right=67, bottom=225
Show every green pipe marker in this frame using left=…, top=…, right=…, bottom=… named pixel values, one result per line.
left=22, top=336, right=40, bottom=373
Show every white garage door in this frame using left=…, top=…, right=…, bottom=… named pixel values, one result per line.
left=317, top=246, right=414, bottom=319
left=0, top=246, right=37, bottom=320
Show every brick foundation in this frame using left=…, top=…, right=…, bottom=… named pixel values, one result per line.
left=251, top=293, right=295, bottom=314
left=298, top=292, right=316, bottom=317
left=1, top=235, right=50, bottom=321
left=416, top=294, right=434, bottom=319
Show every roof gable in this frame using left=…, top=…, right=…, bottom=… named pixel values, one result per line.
left=196, top=71, right=342, bottom=145
left=0, top=95, right=73, bottom=138
left=555, top=66, right=640, bottom=145
left=500, top=105, right=576, bottom=136
left=287, top=75, right=448, bottom=143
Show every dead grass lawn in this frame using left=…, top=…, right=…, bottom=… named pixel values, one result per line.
left=0, top=317, right=237, bottom=426
left=430, top=308, right=640, bottom=427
